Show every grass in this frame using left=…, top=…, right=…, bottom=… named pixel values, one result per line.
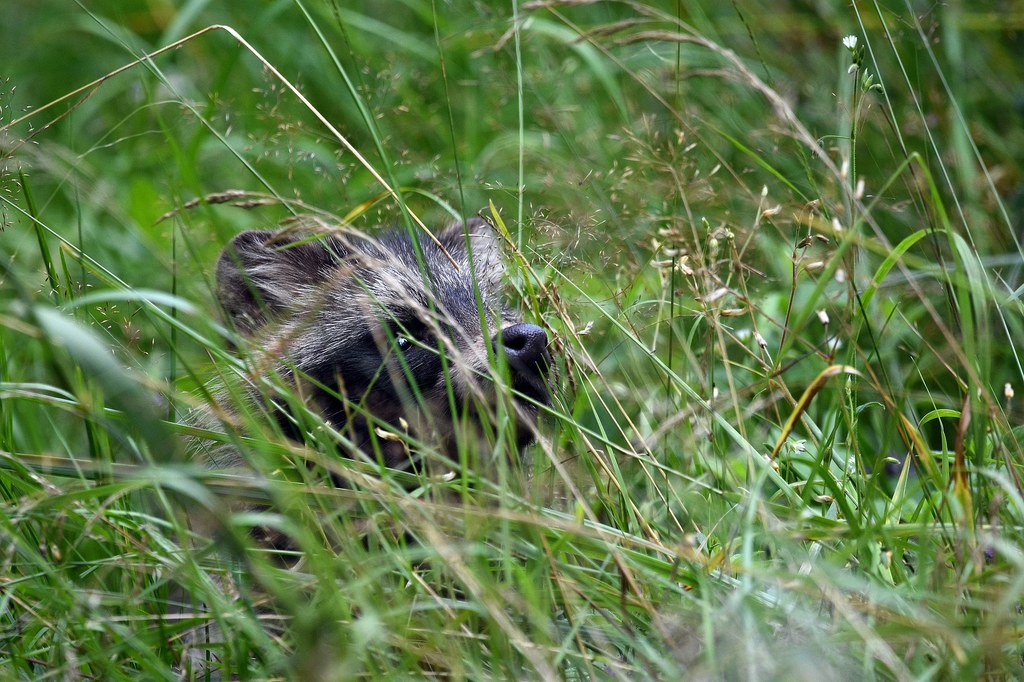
left=2, top=0, right=1024, bottom=679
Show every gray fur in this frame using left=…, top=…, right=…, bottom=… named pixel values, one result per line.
left=180, top=216, right=552, bottom=674
left=194, top=215, right=550, bottom=472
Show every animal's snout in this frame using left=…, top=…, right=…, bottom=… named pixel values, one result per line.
left=496, top=323, right=549, bottom=372
left=493, top=323, right=552, bottom=405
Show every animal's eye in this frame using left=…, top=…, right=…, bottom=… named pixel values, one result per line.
left=389, top=318, right=430, bottom=351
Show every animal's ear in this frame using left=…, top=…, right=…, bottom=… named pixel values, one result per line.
left=215, top=230, right=345, bottom=334
left=436, top=217, right=504, bottom=291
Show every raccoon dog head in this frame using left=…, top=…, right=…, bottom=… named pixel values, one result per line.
left=215, top=217, right=552, bottom=470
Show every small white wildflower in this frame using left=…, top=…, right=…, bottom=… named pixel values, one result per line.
left=817, top=309, right=830, bottom=326
left=761, top=185, right=768, bottom=197
left=1005, top=383, right=1015, bottom=400
left=831, top=217, right=843, bottom=232
left=840, top=158, right=850, bottom=180
left=835, top=268, right=847, bottom=283
left=855, top=177, right=865, bottom=200
left=761, top=204, right=782, bottom=218
left=843, top=35, right=858, bottom=50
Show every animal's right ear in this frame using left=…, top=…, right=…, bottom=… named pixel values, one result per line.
left=215, top=230, right=344, bottom=334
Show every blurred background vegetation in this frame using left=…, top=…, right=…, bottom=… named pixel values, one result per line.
left=2, top=1, right=1024, bottom=679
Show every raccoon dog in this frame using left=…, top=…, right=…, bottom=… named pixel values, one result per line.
left=202, top=216, right=552, bottom=476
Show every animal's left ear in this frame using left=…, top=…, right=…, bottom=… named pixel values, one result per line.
left=436, top=217, right=504, bottom=290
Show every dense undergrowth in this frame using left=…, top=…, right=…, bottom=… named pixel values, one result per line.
left=1, top=1, right=1023, bottom=679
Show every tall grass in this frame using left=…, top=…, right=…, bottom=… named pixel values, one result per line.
left=2, top=1, right=1023, bottom=679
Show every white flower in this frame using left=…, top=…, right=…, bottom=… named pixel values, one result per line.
left=843, top=35, right=858, bottom=50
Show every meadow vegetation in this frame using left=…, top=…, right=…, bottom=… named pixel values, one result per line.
left=1, top=1, right=1023, bottom=679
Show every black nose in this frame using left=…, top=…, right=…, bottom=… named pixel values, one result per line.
left=493, top=323, right=551, bottom=403
left=496, top=323, right=549, bottom=370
